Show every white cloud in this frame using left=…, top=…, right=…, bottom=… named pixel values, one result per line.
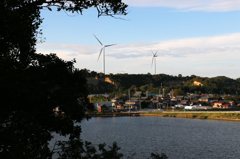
left=36, top=33, right=240, bottom=78
left=123, top=0, right=240, bottom=12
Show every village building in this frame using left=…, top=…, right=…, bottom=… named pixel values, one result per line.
left=181, top=100, right=190, bottom=105
left=173, top=96, right=184, bottom=101
left=199, top=96, right=212, bottom=102
left=116, top=104, right=125, bottom=110
left=212, top=101, right=232, bottom=109
left=94, top=101, right=113, bottom=110
left=97, top=104, right=110, bottom=112
left=219, top=100, right=235, bottom=107
left=213, top=101, right=224, bottom=108
left=190, top=100, right=199, bottom=105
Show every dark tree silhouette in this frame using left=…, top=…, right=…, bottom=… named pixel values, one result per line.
left=0, top=0, right=128, bottom=158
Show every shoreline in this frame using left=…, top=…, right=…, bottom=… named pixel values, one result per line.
left=140, top=114, right=240, bottom=121
left=87, top=112, right=240, bottom=121
left=139, top=113, right=240, bottom=121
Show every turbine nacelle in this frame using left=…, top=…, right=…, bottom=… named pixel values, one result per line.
left=151, top=50, right=158, bottom=68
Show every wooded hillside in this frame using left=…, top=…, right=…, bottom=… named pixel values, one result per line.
left=80, top=69, right=240, bottom=95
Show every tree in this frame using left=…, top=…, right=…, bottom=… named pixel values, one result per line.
left=140, top=85, right=148, bottom=92
left=173, top=89, right=185, bottom=97
left=0, top=53, right=90, bottom=158
left=0, top=0, right=128, bottom=158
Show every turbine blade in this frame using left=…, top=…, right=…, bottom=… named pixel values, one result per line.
left=105, top=44, right=116, bottom=47
left=93, top=34, right=103, bottom=46
left=154, top=51, right=158, bottom=56
left=151, top=57, right=154, bottom=68
left=97, top=48, right=103, bottom=61
left=151, top=50, right=154, bottom=56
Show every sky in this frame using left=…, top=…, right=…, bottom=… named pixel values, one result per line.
left=36, top=0, right=240, bottom=79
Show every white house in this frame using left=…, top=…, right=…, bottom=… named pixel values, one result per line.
left=184, top=106, right=197, bottom=110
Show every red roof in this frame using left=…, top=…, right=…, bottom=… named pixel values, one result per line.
left=222, top=104, right=230, bottom=106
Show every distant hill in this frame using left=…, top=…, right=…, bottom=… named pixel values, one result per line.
left=79, top=69, right=240, bottom=95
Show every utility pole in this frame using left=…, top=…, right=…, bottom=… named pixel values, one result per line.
left=159, top=88, right=160, bottom=98
left=128, top=90, right=130, bottom=114
left=139, top=95, right=141, bottom=111
left=163, top=88, right=165, bottom=97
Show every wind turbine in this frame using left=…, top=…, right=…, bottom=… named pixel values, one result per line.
left=121, top=65, right=127, bottom=74
left=93, top=34, right=116, bottom=74
left=151, top=50, right=158, bottom=75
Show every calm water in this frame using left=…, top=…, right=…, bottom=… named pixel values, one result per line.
left=78, top=117, right=240, bottom=159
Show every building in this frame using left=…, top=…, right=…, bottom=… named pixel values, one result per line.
left=212, top=101, right=232, bottom=109
left=181, top=100, right=190, bottom=105
left=116, top=104, right=124, bottom=109
left=173, top=96, right=184, bottom=101
left=199, top=96, right=212, bottom=102
left=219, top=100, right=235, bottom=107
left=94, top=101, right=113, bottom=110
left=213, top=102, right=224, bottom=108
left=190, top=100, right=199, bottom=105
left=97, top=104, right=110, bottom=112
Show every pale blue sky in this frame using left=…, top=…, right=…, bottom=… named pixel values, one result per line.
left=37, top=0, right=240, bottom=78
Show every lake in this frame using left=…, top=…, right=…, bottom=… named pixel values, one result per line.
left=78, top=116, right=240, bottom=159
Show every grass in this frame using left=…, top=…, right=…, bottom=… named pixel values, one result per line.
left=143, top=112, right=240, bottom=119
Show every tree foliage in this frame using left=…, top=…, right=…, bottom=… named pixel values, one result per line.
left=0, top=0, right=129, bottom=158
left=173, top=89, right=185, bottom=97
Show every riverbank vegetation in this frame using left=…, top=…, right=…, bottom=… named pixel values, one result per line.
left=142, top=112, right=240, bottom=120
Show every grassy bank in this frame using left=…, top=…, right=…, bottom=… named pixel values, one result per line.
left=141, top=112, right=240, bottom=120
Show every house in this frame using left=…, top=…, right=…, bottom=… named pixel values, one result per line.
left=98, top=104, right=110, bottom=112
left=174, top=104, right=184, bottom=109
left=162, top=96, right=171, bottom=101
left=199, top=96, right=212, bottom=102
left=111, top=97, right=120, bottom=103
left=184, top=106, right=197, bottom=110
left=161, top=100, right=171, bottom=109
left=116, top=104, right=124, bottom=109
left=94, top=101, right=113, bottom=110
left=151, top=99, right=161, bottom=109
left=213, top=102, right=224, bottom=108
left=213, top=101, right=234, bottom=109
left=125, top=99, right=140, bottom=109
left=219, top=100, right=235, bottom=107
left=125, top=99, right=139, bottom=105
left=190, top=100, right=199, bottom=105
left=173, top=96, right=184, bottom=101
left=209, top=100, right=218, bottom=105
left=222, top=104, right=231, bottom=109
left=181, top=100, right=190, bottom=105
left=189, top=94, right=201, bottom=99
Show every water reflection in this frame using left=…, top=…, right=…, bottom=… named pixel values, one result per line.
left=79, top=117, right=240, bottom=159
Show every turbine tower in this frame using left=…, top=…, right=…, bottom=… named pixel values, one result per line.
left=151, top=50, right=158, bottom=75
left=93, top=34, right=116, bottom=74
